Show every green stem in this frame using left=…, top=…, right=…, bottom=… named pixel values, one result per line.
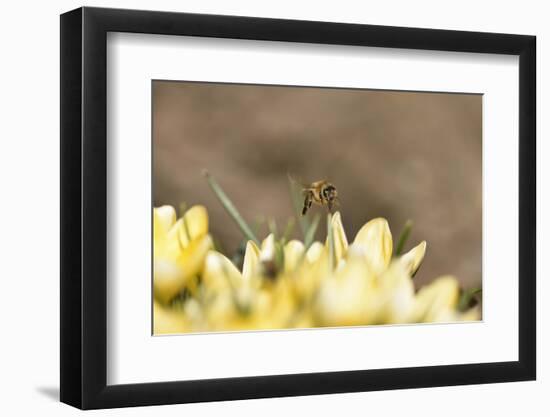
left=395, top=219, right=413, bottom=256
left=268, top=218, right=278, bottom=240
left=203, top=170, right=260, bottom=245
left=303, top=213, right=321, bottom=250
left=282, top=217, right=295, bottom=244
left=294, top=213, right=321, bottom=270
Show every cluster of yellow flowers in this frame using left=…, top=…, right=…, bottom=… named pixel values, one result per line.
left=153, top=205, right=480, bottom=334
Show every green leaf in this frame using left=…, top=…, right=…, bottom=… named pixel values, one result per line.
left=303, top=213, right=321, bottom=250
left=268, top=218, right=278, bottom=240
left=458, top=287, right=482, bottom=311
left=203, top=170, right=260, bottom=245
left=395, top=219, right=413, bottom=256
left=282, top=217, right=295, bottom=244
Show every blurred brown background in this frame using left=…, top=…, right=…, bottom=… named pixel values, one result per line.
left=153, top=81, right=482, bottom=290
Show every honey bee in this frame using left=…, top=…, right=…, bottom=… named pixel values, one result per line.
left=301, top=180, right=339, bottom=216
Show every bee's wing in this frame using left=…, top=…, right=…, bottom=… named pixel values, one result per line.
left=309, top=180, right=327, bottom=188
left=287, top=173, right=309, bottom=189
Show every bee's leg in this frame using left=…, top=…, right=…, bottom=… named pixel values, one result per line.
left=328, top=197, right=340, bottom=213
left=302, top=192, right=312, bottom=216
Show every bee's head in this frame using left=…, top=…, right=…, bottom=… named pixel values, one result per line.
left=322, top=184, right=338, bottom=201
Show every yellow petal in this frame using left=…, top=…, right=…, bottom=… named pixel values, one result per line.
left=154, top=206, right=177, bottom=250
left=177, top=234, right=212, bottom=276
left=153, top=301, right=188, bottom=335
left=326, top=212, right=349, bottom=263
left=154, top=234, right=212, bottom=303
left=268, top=284, right=297, bottom=328
left=205, top=293, right=241, bottom=329
left=284, top=240, right=305, bottom=273
left=399, top=241, right=427, bottom=276
left=154, top=206, right=181, bottom=260
left=292, top=243, right=330, bottom=303
left=260, top=233, right=276, bottom=262
left=153, top=259, right=184, bottom=303
left=154, top=205, right=176, bottom=233
left=242, top=240, right=260, bottom=281
left=457, top=306, right=482, bottom=322
left=306, top=241, right=324, bottom=263
left=174, top=205, right=209, bottom=248
left=377, top=261, right=415, bottom=324
left=202, top=250, right=244, bottom=294
left=353, top=218, right=393, bottom=274
left=413, top=276, right=460, bottom=322
left=315, top=257, right=376, bottom=326
left=256, top=234, right=281, bottom=278
left=157, top=218, right=184, bottom=260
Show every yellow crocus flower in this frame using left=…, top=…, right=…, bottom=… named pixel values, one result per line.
left=153, top=205, right=212, bottom=303
left=201, top=248, right=300, bottom=331
left=153, top=207, right=480, bottom=334
left=412, top=276, right=479, bottom=323
left=327, top=212, right=427, bottom=276
left=153, top=301, right=189, bottom=335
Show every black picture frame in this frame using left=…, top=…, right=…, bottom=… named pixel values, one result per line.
left=60, top=6, right=536, bottom=410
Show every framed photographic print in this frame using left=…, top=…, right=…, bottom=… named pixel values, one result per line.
left=60, top=6, right=536, bottom=409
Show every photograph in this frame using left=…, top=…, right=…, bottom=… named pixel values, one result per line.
left=54, top=3, right=538, bottom=412
left=152, top=80, right=483, bottom=335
